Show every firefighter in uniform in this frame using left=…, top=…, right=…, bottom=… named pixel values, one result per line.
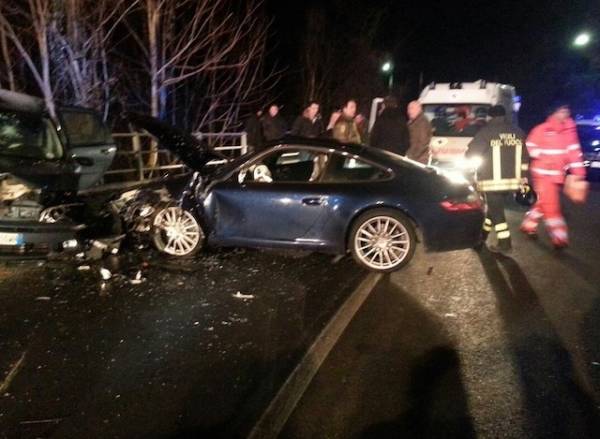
left=467, top=105, right=528, bottom=251
left=520, top=103, right=586, bottom=249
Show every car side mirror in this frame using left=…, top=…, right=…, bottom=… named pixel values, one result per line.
left=73, top=156, right=95, bottom=167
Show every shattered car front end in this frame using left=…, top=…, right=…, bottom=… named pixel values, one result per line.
left=0, top=90, right=118, bottom=257
left=0, top=181, right=82, bottom=255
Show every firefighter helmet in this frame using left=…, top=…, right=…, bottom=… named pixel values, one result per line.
left=514, top=183, right=537, bottom=206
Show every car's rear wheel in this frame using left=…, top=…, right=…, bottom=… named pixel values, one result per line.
left=152, top=206, right=204, bottom=257
left=350, top=209, right=416, bottom=272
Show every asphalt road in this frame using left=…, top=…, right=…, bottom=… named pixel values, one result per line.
left=2, top=186, right=599, bottom=439
left=0, top=249, right=365, bottom=438
left=283, top=185, right=600, bottom=438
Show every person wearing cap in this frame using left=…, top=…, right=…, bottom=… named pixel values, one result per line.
left=520, top=103, right=586, bottom=249
left=467, top=105, right=527, bottom=252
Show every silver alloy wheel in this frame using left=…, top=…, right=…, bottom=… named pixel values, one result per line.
left=354, top=216, right=411, bottom=270
left=153, top=207, right=201, bottom=256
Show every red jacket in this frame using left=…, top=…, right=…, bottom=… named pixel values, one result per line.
left=526, top=116, right=586, bottom=183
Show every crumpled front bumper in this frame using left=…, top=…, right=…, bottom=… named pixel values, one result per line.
left=0, top=220, right=83, bottom=256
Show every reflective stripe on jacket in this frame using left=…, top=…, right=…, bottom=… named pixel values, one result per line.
left=467, top=117, right=527, bottom=192
left=526, top=116, right=586, bottom=183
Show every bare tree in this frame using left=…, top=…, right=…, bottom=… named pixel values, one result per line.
left=124, top=0, right=276, bottom=129
left=49, top=0, right=137, bottom=118
left=301, top=7, right=337, bottom=106
left=0, top=0, right=56, bottom=116
left=0, top=0, right=134, bottom=118
left=0, top=24, right=17, bottom=91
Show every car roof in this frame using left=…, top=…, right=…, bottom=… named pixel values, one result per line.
left=266, top=136, right=386, bottom=160
left=0, top=89, right=97, bottom=115
left=267, top=136, right=418, bottom=169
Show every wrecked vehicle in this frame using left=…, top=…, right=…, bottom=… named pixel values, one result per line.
left=129, top=114, right=485, bottom=273
left=0, top=90, right=187, bottom=257
left=0, top=90, right=121, bottom=255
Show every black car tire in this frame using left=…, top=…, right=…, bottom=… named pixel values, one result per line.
left=349, top=208, right=416, bottom=273
left=152, top=205, right=204, bottom=257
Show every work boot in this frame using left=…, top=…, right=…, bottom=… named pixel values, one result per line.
left=487, top=241, right=512, bottom=254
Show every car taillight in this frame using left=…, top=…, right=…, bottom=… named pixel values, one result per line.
left=440, top=199, right=482, bottom=212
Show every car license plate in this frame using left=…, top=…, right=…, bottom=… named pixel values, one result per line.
left=590, top=161, right=600, bottom=168
left=0, top=232, right=23, bottom=246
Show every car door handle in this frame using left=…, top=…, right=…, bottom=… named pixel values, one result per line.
left=302, top=197, right=324, bottom=206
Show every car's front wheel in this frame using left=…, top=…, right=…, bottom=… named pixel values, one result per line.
left=152, top=206, right=204, bottom=257
left=349, top=209, right=416, bottom=272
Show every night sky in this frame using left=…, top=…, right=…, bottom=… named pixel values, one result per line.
left=266, top=0, right=600, bottom=128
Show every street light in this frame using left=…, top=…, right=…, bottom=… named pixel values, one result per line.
left=381, top=61, right=394, bottom=91
left=381, top=61, right=392, bottom=73
left=573, top=32, right=591, bottom=47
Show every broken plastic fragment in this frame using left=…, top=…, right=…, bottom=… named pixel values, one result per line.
left=100, top=268, right=112, bottom=280
left=130, top=270, right=145, bottom=285
left=35, top=296, right=51, bottom=301
left=232, top=291, right=255, bottom=300
left=77, top=265, right=91, bottom=271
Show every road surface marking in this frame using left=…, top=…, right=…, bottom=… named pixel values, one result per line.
left=0, top=351, right=27, bottom=394
left=248, top=272, right=382, bottom=439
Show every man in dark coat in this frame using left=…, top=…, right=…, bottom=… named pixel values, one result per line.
left=369, top=96, right=409, bottom=155
left=244, top=109, right=263, bottom=153
left=291, top=102, right=323, bottom=138
left=261, top=104, right=287, bottom=141
left=467, top=104, right=528, bottom=252
left=406, top=100, right=432, bottom=163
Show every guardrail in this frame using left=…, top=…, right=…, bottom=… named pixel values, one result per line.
left=103, top=131, right=247, bottom=185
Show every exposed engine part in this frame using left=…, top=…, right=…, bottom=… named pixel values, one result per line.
left=39, top=205, right=80, bottom=224
left=0, top=174, right=36, bottom=202
left=113, top=188, right=173, bottom=235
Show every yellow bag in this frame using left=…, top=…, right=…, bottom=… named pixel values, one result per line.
left=564, top=175, right=589, bottom=204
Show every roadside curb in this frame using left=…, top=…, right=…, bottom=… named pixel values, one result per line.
left=248, top=272, right=382, bottom=439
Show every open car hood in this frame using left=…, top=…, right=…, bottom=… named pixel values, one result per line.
left=126, top=113, right=226, bottom=171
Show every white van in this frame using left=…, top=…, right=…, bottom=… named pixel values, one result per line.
left=419, top=80, right=519, bottom=164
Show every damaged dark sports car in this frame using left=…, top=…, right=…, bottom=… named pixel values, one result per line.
left=0, top=90, right=484, bottom=272
left=129, top=114, right=485, bottom=273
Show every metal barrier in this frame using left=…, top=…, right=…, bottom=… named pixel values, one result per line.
left=103, top=131, right=247, bottom=185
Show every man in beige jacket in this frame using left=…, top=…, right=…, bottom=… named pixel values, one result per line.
left=406, top=101, right=432, bottom=164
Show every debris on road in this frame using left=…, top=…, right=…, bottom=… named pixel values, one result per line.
left=427, top=266, right=434, bottom=275
left=77, top=265, right=91, bottom=271
left=35, top=296, right=51, bottom=301
left=444, top=313, right=458, bottom=318
left=232, top=291, right=255, bottom=300
left=19, top=418, right=63, bottom=425
left=130, top=270, right=145, bottom=285
left=100, top=268, right=112, bottom=280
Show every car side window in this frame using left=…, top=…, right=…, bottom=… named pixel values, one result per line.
left=239, top=148, right=329, bottom=184
left=0, top=111, right=63, bottom=160
left=59, top=110, right=112, bottom=147
left=321, top=153, right=391, bottom=182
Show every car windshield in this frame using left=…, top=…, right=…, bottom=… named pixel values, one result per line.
left=0, top=110, right=63, bottom=160
left=423, top=104, right=490, bottom=137
left=576, top=124, right=600, bottom=152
